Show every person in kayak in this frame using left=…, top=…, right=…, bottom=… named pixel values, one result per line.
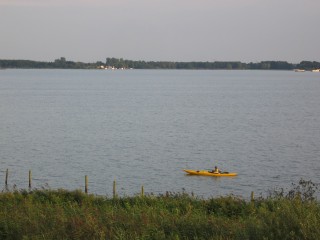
left=213, top=166, right=221, bottom=174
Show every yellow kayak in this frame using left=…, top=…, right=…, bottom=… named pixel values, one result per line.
left=184, top=169, right=237, bottom=177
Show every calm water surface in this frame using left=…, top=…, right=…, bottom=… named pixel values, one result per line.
left=0, top=69, right=319, bottom=198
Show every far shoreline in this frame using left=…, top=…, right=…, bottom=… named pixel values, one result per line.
left=1, top=58, right=320, bottom=71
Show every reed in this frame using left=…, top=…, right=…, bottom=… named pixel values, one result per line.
left=1, top=171, right=319, bottom=239
left=0, top=183, right=319, bottom=240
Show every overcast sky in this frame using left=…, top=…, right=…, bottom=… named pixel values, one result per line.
left=1, top=0, right=319, bottom=63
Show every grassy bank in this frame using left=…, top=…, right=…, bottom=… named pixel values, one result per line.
left=0, top=182, right=319, bottom=239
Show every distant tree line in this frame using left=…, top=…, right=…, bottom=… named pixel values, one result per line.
left=105, top=58, right=320, bottom=70
left=0, top=57, right=102, bottom=69
left=1, top=57, right=320, bottom=70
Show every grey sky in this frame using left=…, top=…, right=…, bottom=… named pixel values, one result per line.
left=1, top=0, right=319, bottom=63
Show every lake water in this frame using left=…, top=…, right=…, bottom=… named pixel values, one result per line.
left=1, top=69, right=319, bottom=199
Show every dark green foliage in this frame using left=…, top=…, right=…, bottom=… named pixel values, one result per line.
left=205, top=195, right=250, bottom=217
left=0, top=181, right=319, bottom=239
left=268, top=179, right=319, bottom=202
left=0, top=58, right=101, bottom=69
left=2, top=57, right=319, bottom=70
left=105, top=58, right=298, bottom=70
left=247, top=61, right=294, bottom=70
left=297, top=61, right=320, bottom=70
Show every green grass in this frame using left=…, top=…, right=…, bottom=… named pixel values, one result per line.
left=0, top=181, right=319, bottom=239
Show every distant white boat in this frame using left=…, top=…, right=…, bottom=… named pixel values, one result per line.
left=312, top=69, right=320, bottom=72
left=294, top=69, right=305, bottom=72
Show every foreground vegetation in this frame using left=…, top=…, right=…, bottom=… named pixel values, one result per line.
left=0, top=180, right=319, bottom=239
